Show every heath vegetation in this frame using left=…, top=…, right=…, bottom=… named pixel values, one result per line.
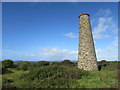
left=1, top=59, right=119, bottom=89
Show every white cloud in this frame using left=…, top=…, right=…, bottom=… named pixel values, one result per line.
left=2, top=46, right=78, bottom=61
left=3, top=44, right=118, bottom=61
left=112, top=37, right=118, bottom=47
left=30, top=53, right=36, bottom=57
left=96, top=49, right=102, bottom=53
left=93, top=9, right=112, bottom=18
left=93, top=17, right=111, bottom=39
left=40, top=47, right=78, bottom=61
left=64, top=32, right=77, bottom=38
left=92, top=9, right=118, bottom=61
left=96, top=47, right=118, bottom=61
left=96, top=37, right=118, bottom=61
left=92, top=9, right=117, bottom=39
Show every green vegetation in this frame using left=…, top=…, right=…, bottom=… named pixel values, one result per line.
left=2, top=60, right=14, bottom=68
left=29, top=61, right=49, bottom=69
left=18, top=61, right=30, bottom=70
left=21, top=65, right=89, bottom=88
left=97, top=60, right=110, bottom=70
left=1, top=60, right=119, bottom=89
left=83, top=61, right=118, bottom=88
left=2, top=68, right=13, bottom=74
left=61, top=59, right=73, bottom=64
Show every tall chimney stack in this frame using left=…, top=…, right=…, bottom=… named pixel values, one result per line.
left=78, top=13, right=98, bottom=71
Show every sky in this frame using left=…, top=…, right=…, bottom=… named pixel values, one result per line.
left=2, top=2, right=118, bottom=61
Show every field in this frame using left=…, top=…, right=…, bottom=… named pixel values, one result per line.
left=1, top=60, right=119, bottom=89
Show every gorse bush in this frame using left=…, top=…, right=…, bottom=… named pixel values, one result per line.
left=2, top=60, right=14, bottom=68
left=36, top=61, right=49, bottom=66
left=2, top=68, right=13, bottom=74
left=21, top=65, right=89, bottom=88
left=99, top=60, right=109, bottom=66
left=29, top=61, right=49, bottom=69
left=2, top=83, right=16, bottom=89
left=59, top=60, right=76, bottom=67
left=2, top=78, right=15, bottom=89
left=51, top=62, right=61, bottom=66
left=98, top=60, right=110, bottom=70
left=2, top=77, right=13, bottom=84
left=61, top=60, right=73, bottom=64
left=18, top=61, right=30, bottom=70
left=51, top=60, right=74, bottom=66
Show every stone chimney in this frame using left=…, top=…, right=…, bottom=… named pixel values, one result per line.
left=78, top=13, right=98, bottom=71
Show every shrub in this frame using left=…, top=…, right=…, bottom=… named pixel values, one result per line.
left=62, top=60, right=73, bottom=64
left=60, top=60, right=75, bottom=67
left=98, top=60, right=109, bottom=70
left=18, top=61, right=30, bottom=70
left=21, top=65, right=89, bottom=88
left=2, top=60, right=14, bottom=68
left=29, top=61, right=49, bottom=69
left=1, top=68, right=13, bottom=74
left=51, top=62, right=61, bottom=66
left=37, top=61, right=49, bottom=66
left=2, top=77, right=13, bottom=84
left=2, top=83, right=16, bottom=89
left=98, top=60, right=109, bottom=66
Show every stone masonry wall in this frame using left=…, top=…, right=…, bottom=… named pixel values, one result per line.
left=78, top=13, right=98, bottom=71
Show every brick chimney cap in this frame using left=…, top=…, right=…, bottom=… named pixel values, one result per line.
left=80, top=13, right=90, bottom=16
left=78, top=13, right=90, bottom=19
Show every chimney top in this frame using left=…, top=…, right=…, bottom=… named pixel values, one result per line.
left=80, top=13, right=89, bottom=16
left=78, top=13, right=90, bottom=19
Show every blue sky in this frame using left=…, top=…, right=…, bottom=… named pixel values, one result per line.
left=2, top=2, right=118, bottom=61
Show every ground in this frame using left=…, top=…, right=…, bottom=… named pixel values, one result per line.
left=1, top=61, right=119, bottom=88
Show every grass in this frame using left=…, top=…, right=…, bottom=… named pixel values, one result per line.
left=1, top=68, right=29, bottom=88
left=2, top=68, right=29, bottom=79
left=75, top=70, right=118, bottom=88
left=1, top=61, right=119, bottom=88
left=72, top=63, right=118, bottom=88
